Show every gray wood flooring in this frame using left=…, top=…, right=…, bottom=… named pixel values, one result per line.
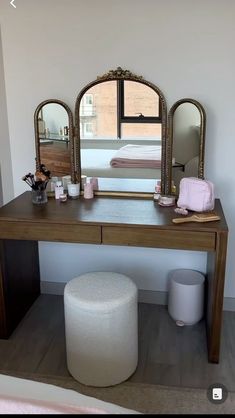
left=0, top=295, right=234, bottom=391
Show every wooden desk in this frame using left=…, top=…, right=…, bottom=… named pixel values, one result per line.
left=0, top=192, right=228, bottom=363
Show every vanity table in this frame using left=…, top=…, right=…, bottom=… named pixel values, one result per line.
left=4, top=66, right=226, bottom=364
left=0, top=192, right=228, bottom=363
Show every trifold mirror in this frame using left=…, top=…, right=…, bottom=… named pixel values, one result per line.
left=34, top=67, right=206, bottom=197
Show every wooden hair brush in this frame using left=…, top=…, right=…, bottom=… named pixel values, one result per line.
left=172, top=212, right=221, bottom=224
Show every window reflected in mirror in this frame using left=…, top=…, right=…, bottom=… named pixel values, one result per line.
left=123, top=80, right=160, bottom=118
left=78, top=77, right=164, bottom=193
left=80, top=81, right=117, bottom=139
left=38, top=103, right=71, bottom=177
left=121, top=123, right=161, bottom=139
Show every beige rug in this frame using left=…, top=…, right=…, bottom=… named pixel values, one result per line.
left=1, top=371, right=235, bottom=414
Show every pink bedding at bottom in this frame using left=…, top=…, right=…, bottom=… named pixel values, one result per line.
left=0, top=395, right=107, bottom=414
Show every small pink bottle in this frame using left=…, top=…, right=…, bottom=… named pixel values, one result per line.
left=90, top=177, right=99, bottom=190
left=84, top=182, right=94, bottom=199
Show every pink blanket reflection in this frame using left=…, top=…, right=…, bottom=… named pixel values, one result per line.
left=110, top=144, right=161, bottom=168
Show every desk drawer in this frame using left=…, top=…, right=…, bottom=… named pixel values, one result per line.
left=0, top=222, right=101, bottom=244
left=102, top=226, right=216, bottom=251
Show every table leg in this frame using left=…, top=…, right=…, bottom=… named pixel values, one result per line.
left=0, top=239, right=40, bottom=338
left=206, top=231, right=228, bottom=363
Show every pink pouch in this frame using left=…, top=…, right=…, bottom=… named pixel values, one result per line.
left=177, top=177, right=215, bottom=212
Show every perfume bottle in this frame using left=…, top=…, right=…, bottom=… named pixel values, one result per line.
left=153, top=180, right=161, bottom=201
left=55, top=181, right=64, bottom=200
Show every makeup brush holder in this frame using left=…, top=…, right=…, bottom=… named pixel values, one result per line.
left=32, top=189, right=48, bottom=204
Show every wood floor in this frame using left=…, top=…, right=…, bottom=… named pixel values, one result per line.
left=0, top=294, right=234, bottom=391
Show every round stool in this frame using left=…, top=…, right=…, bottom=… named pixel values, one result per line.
left=64, top=272, right=138, bottom=387
left=168, top=269, right=205, bottom=326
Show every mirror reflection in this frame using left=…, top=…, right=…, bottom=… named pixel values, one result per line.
left=171, top=103, right=201, bottom=194
left=38, top=103, right=71, bottom=177
left=78, top=77, right=164, bottom=193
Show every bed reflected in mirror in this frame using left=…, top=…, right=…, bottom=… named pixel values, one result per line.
left=76, top=68, right=166, bottom=194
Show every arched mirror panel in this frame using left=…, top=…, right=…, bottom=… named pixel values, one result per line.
left=75, top=68, right=167, bottom=196
left=34, top=99, right=75, bottom=182
left=167, top=98, right=206, bottom=195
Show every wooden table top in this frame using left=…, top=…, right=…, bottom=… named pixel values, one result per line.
left=0, top=192, right=228, bottom=233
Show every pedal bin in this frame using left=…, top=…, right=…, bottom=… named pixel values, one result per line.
left=168, top=269, right=205, bottom=326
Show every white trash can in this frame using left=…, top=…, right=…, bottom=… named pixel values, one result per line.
left=168, top=269, right=205, bottom=326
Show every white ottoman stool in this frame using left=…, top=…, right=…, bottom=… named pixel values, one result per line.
left=64, top=272, right=138, bottom=387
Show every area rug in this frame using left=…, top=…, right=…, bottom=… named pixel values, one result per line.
left=1, top=371, right=234, bottom=414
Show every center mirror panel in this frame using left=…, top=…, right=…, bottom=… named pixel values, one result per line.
left=75, top=68, right=167, bottom=195
left=34, top=99, right=75, bottom=182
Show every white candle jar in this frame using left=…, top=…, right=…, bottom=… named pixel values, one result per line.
left=68, top=183, right=80, bottom=199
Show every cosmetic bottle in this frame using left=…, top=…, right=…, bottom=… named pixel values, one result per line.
left=55, top=181, right=64, bottom=200
left=50, top=176, right=58, bottom=192
left=153, top=180, right=161, bottom=201
left=59, top=193, right=67, bottom=203
left=84, top=181, right=94, bottom=199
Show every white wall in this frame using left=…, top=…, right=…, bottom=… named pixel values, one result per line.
left=0, top=27, right=13, bottom=204
left=39, top=242, right=207, bottom=292
left=0, top=0, right=234, bottom=296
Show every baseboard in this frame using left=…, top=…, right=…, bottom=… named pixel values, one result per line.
left=40, top=281, right=235, bottom=311
left=138, top=289, right=168, bottom=305
left=40, top=281, right=168, bottom=304
left=223, top=297, right=235, bottom=312
left=40, top=281, right=66, bottom=295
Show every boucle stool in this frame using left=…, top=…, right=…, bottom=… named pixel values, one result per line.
left=64, top=272, right=138, bottom=387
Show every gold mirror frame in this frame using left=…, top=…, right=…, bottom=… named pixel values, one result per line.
left=34, top=99, right=76, bottom=182
left=166, top=98, right=206, bottom=195
left=74, top=67, right=168, bottom=197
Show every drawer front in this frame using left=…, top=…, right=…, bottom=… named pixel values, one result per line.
left=102, top=226, right=216, bottom=251
left=0, top=222, right=101, bottom=244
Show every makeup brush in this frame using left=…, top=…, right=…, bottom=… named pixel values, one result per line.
left=22, top=175, right=33, bottom=188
